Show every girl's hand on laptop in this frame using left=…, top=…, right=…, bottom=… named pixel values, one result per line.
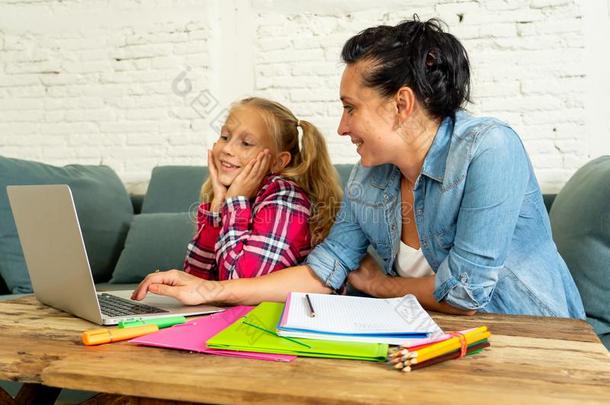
left=131, top=270, right=224, bottom=305
left=225, top=150, right=271, bottom=200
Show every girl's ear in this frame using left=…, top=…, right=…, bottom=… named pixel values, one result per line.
left=271, top=151, right=292, bottom=173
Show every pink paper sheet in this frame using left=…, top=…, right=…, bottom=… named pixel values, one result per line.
left=278, top=292, right=292, bottom=327
left=129, top=306, right=295, bottom=362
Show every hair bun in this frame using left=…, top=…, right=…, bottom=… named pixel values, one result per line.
left=341, top=17, right=471, bottom=119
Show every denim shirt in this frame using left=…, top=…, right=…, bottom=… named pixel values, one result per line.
left=306, top=110, right=585, bottom=318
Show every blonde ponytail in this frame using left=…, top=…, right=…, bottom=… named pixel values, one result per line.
left=281, top=119, right=342, bottom=245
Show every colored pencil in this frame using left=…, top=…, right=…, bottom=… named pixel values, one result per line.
left=389, top=329, right=490, bottom=365
left=407, top=331, right=491, bottom=364
left=392, top=340, right=490, bottom=370
left=389, top=326, right=488, bottom=358
left=389, top=326, right=484, bottom=355
left=401, top=341, right=491, bottom=372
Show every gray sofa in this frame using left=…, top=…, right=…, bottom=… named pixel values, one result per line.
left=1, top=157, right=608, bottom=352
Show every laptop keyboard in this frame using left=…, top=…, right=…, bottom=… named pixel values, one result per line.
left=98, top=293, right=169, bottom=317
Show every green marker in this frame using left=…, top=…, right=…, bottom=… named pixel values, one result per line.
left=118, top=316, right=187, bottom=329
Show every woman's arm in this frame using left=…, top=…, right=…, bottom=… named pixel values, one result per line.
left=434, top=125, right=530, bottom=311
left=131, top=265, right=331, bottom=305
left=348, top=254, right=475, bottom=315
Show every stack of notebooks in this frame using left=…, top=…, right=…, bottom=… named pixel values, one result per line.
left=277, top=292, right=445, bottom=345
left=130, top=292, right=490, bottom=368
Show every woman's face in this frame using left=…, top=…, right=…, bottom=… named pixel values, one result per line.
left=212, top=105, right=277, bottom=187
left=337, top=61, right=405, bottom=167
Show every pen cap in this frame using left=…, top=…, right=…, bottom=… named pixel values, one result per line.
left=82, top=324, right=159, bottom=345
left=82, top=329, right=112, bottom=346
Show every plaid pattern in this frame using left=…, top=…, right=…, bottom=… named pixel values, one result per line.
left=183, top=175, right=312, bottom=281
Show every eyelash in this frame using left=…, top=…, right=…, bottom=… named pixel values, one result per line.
left=343, top=105, right=354, bottom=114
left=219, top=134, right=253, bottom=147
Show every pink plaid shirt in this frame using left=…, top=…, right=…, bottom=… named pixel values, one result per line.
left=183, top=175, right=312, bottom=281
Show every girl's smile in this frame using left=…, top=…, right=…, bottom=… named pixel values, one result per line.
left=212, top=105, right=277, bottom=187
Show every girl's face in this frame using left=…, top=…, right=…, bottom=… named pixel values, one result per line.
left=212, top=105, right=278, bottom=187
left=337, top=61, right=406, bottom=167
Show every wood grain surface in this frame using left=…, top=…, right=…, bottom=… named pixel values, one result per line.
left=1, top=295, right=609, bottom=404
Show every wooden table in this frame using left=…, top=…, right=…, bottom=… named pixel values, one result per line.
left=1, top=296, right=609, bottom=404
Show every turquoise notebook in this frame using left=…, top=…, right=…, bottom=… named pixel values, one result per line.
left=206, top=302, right=388, bottom=362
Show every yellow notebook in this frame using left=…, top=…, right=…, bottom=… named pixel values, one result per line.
left=206, top=302, right=388, bottom=362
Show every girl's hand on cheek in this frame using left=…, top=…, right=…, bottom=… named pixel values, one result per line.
left=208, top=149, right=228, bottom=212
left=226, top=150, right=272, bottom=200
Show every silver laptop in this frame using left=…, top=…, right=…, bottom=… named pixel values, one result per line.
left=7, top=184, right=224, bottom=325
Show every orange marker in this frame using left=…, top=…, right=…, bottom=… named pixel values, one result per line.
left=82, top=324, right=159, bottom=346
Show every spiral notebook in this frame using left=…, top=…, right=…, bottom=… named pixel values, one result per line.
left=277, top=293, right=444, bottom=345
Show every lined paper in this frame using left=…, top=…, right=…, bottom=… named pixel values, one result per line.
left=280, top=293, right=442, bottom=336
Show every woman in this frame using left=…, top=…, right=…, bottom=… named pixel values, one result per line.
left=133, top=18, right=585, bottom=318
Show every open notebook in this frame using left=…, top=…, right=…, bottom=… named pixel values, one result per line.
left=277, top=293, right=444, bottom=345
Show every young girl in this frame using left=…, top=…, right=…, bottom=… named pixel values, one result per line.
left=182, top=97, right=342, bottom=281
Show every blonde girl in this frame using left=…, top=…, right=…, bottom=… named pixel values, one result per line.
left=181, top=97, right=342, bottom=281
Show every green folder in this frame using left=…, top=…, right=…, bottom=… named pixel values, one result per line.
left=206, top=302, right=389, bottom=362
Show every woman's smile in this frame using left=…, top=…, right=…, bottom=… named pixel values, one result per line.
left=351, top=137, right=364, bottom=153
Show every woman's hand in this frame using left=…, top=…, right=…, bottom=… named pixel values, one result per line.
left=347, top=254, right=392, bottom=297
left=208, top=149, right=228, bottom=212
left=225, top=150, right=271, bottom=200
left=131, top=269, right=225, bottom=305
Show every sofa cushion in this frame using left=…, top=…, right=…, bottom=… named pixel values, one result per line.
left=110, top=212, right=195, bottom=283
left=140, top=164, right=355, bottom=215
left=0, top=156, right=133, bottom=294
left=550, top=156, right=610, bottom=348
left=141, top=166, right=208, bottom=214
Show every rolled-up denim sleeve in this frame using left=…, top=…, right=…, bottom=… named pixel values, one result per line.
left=434, top=125, right=530, bottom=310
left=305, top=193, right=370, bottom=291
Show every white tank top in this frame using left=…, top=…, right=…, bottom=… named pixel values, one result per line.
left=394, top=241, right=434, bottom=278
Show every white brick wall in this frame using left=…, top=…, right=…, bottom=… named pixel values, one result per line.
left=1, top=0, right=608, bottom=192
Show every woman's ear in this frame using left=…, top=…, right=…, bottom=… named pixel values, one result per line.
left=395, top=86, right=416, bottom=122
left=271, top=151, right=292, bottom=173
